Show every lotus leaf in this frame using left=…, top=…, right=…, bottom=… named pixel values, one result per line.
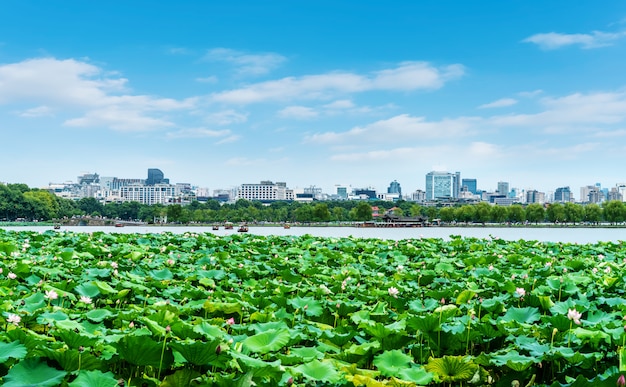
left=373, top=349, right=413, bottom=377
left=242, top=328, right=290, bottom=354
left=0, top=340, right=27, bottom=362
left=425, top=355, right=478, bottom=383
left=2, top=358, right=67, bottom=387
left=294, top=359, right=341, bottom=383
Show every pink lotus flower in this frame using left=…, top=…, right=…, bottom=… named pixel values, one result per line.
left=567, top=308, right=582, bottom=325
left=6, top=313, right=20, bottom=326
left=45, top=290, right=59, bottom=300
left=515, top=287, right=526, bottom=298
left=388, top=287, right=399, bottom=298
left=227, top=317, right=235, bottom=325
left=80, top=296, right=92, bottom=304
left=7, top=272, right=16, bottom=280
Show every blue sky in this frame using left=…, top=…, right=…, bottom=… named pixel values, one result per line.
left=1, top=1, right=626, bottom=199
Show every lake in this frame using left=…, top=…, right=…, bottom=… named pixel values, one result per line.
left=2, top=225, right=625, bottom=244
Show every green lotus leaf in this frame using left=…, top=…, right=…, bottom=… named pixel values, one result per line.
left=571, top=327, right=611, bottom=348
left=344, top=340, right=380, bottom=356
left=2, top=358, right=67, bottom=387
left=38, top=347, right=104, bottom=372
left=294, top=359, right=341, bottom=383
left=92, top=281, right=116, bottom=295
left=67, top=369, right=116, bottom=386
left=230, top=351, right=282, bottom=378
left=84, top=308, right=115, bottom=323
left=490, top=349, right=535, bottom=371
left=0, top=341, right=27, bottom=363
left=0, top=241, right=18, bottom=256
left=408, top=298, right=439, bottom=312
left=19, top=292, right=46, bottom=314
left=290, top=346, right=324, bottom=361
left=115, top=335, right=174, bottom=368
left=54, top=329, right=98, bottom=349
left=455, top=290, right=476, bottom=305
left=74, top=282, right=101, bottom=298
left=204, top=301, right=243, bottom=315
left=193, top=321, right=225, bottom=339
left=150, top=268, right=173, bottom=280
left=500, top=307, right=541, bottom=324
left=36, top=310, right=69, bottom=326
left=425, top=355, right=478, bottom=383
left=373, top=349, right=413, bottom=377
left=242, top=328, right=290, bottom=354
left=160, top=368, right=202, bottom=387
left=288, top=296, right=323, bottom=317
left=398, top=366, right=435, bottom=385
left=169, top=338, right=221, bottom=366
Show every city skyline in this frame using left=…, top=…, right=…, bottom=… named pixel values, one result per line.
left=1, top=2, right=626, bottom=194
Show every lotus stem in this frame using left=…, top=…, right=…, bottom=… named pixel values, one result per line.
left=158, top=329, right=169, bottom=380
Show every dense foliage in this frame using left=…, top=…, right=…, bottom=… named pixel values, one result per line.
left=3, top=183, right=626, bottom=225
left=1, top=230, right=625, bottom=386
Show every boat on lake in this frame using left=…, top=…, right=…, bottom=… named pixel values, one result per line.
left=238, top=224, right=249, bottom=232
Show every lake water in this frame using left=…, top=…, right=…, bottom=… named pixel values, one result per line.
left=2, top=225, right=625, bottom=244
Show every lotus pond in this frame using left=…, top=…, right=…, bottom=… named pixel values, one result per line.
left=1, top=230, right=626, bottom=386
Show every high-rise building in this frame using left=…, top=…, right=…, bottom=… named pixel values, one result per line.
left=336, top=186, right=348, bottom=199
left=497, top=181, right=509, bottom=196
left=461, top=178, right=477, bottom=194
left=554, top=187, right=572, bottom=203
left=526, top=190, right=546, bottom=204
left=387, top=180, right=402, bottom=195
left=146, top=168, right=169, bottom=185
left=425, top=171, right=460, bottom=200
left=237, top=181, right=294, bottom=202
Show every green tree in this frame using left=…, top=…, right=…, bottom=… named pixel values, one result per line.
left=294, top=205, right=313, bottom=222
left=312, top=203, right=331, bottom=222
left=439, top=207, right=455, bottom=223
left=507, top=204, right=525, bottom=223
left=526, top=203, right=546, bottom=224
left=474, top=202, right=491, bottom=225
left=167, top=204, right=183, bottom=223
left=584, top=203, right=602, bottom=224
left=454, top=205, right=475, bottom=224
left=77, top=197, right=103, bottom=216
left=563, top=202, right=584, bottom=224
left=546, top=203, right=565, bottom=223
left=331, top=207, right=347, bottom=222
left=409, top=204, right=423, bottom=217
left=603, top=200, right=625, bottom=224
left=350, top=202, right=372, bottom=221
left=491, top=205, right=508, bottom=224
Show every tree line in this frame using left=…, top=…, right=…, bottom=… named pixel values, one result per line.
left=2, top=183, right=626, bottom=225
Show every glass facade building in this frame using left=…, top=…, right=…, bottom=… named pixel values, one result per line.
left=425, top=171, right=460, bottom=200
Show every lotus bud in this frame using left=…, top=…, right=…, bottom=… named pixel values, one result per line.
left=166, top=325, right=171, bottom=333
left=287, top=376, right=294, bottom=385
left=618, top=374, right=626, bottom=387
left=215, top=345, right=222, bottom=355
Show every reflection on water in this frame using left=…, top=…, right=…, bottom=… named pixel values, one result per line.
left=2, top=225, right=626, bottom=244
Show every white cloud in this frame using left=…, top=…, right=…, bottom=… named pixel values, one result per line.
left=16, top=105, right=54, bottom=117
left=203, top=48, right=286, bottom=76
left=518, top=89, right=543, bottom=98
left=195, top=76, right=218, bottom=83
left=215, top=135, right=241, bottom=144
left=212, top=61, right=464, bottom=104
left=490, top=92, right=626, bottom=129
left=206, top=109, right=248, bottom=125
left=166, top=128, right=231, bottom=139
left=468, top=141, right=501, bottom=158
left=323, top=99, right=355, bottom=109
left=478, top=98, right=518, bottom=109
left=523, top=30, right=626, bottom=50
left=278, top=106, right=319, bottom=120
left=306, top=114, right=477, bottom=144
left=64, top=107, right=174, bottom=131
left=0, top=57, right=196, bottom=131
